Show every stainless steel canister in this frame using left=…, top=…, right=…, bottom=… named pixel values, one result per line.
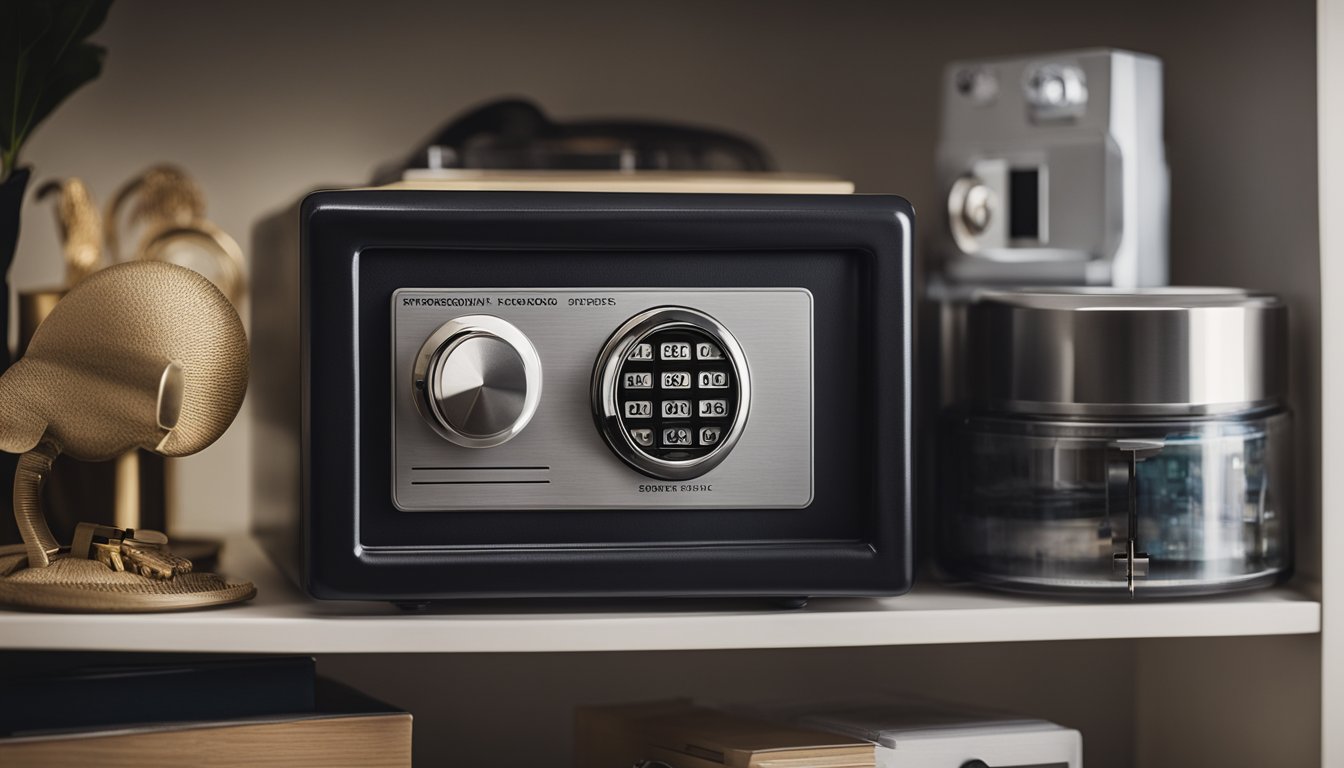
left=941, top=288, right=1292, bottom=597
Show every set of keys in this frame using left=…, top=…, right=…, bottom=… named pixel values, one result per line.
left=70, top=522, right=193, bottom=580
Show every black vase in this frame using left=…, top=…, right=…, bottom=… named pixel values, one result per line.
left=0, top=167, right=29, bottom=372
left=0, top=167, right=30, bottom=543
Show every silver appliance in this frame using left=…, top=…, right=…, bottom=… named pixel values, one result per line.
left=935, top=48, right=1168, bottom=288
left=923, top=49, right=1174, bottom=555
left=939, top=289, right=1292, bottom=597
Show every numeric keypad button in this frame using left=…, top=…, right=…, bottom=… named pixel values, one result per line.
left=628, top=343, right=654, bottom=361
left=660, top=342, right=692, bottom=361
left=662, top=427, right=694, bottom=447
left=698, top=371, right=730, bottom=389
left=696, top=342, right=724, bottom=360
left=698, top=399, right=728, bottom=417
left=661, top=371, right=692, bottom=389
left=623, top=371, right=652, bottom=389
left=624, top=401, right=652, bottom=418
left=699, top=427, right=722, bottom=446
left=662, top=400, right=692, bottom=418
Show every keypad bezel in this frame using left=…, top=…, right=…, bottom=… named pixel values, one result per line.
left=593, top=307, right=751, bottom=480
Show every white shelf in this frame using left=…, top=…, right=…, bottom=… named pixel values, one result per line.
left=0, top=535, right=1319, bottom=654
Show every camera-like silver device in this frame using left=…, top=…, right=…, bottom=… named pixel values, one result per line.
left=935, top=48, right=1168, bottom=288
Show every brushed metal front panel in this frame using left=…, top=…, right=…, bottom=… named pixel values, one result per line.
left=391, top=288, right=813, bottom=510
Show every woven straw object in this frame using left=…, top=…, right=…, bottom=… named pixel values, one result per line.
left=0, top=261, right=247, bottom=460
left=0, top=548, right=255, bottom=612
left=0, top=262, right=254, bottom=612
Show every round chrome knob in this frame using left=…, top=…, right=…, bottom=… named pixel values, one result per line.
left=1024, top=63, right=1088, bottom=122
left=948, top=174, right=997, bottom=253
left=960, top=182, right=995, bottom=233
left=1025, top=64, right=1087, bottom=109
left=413, top=315, right=541, bottom=448
left=431, top=335, right=527, bottom=437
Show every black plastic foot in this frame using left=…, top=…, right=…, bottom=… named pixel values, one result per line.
left=393, top=600, right=431, bottom=612
left=772, top=596, right=809, bottom=610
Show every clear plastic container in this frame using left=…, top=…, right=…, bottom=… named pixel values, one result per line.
left=939, top=410, right=1291, bottom=596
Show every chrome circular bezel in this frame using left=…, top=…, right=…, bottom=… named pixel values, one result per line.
left=592, top=307, right=751, bottom=480
left=412, top=314, right=542, bottom=448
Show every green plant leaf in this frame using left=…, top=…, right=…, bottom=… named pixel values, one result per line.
left=0, top=0, right=112, bottom=179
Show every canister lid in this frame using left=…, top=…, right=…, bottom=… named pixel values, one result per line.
left=965, top=288, right=1288, bottom=416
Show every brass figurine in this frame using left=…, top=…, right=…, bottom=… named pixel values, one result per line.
left=105, top=165, right=246, bottom=305
left=36, top=178, right=105, bottom=286
left=71, top=522, right=191, bottom=580
left=0, top=261, right=253, bottom=612
left=120, top=537, right=192, bottom=579
left=8, top=166, right=249, bottom=567
left=105, top=166, right=206, bottom=262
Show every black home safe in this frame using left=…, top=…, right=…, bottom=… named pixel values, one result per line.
left=252, top=189, right=913, bottom=603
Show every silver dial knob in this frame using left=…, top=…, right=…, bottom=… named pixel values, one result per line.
left=413, top=315, right=542, bottom=448
left=959, top=182, right=995, bottom=233
left=1024, top=63, right=1088, bottom=121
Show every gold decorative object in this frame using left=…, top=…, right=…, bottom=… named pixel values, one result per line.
left=105, top=164, right=246, bottom=305
left=36, top=178, right=104, bottom=286
left=4, top=166, right=249, bottom=564
left=17, top=288, right=64, bottom=358
left=0, top=261, right=253, bottom=612
left=71, top=522, right=191, bottom=579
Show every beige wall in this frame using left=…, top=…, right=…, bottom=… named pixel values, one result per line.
left=14, top=0, right=1319, bottom=549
